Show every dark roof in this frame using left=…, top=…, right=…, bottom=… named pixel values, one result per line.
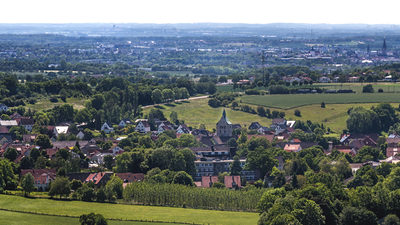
left=0, top=126, right=9, bottom=134
left=116, top=173, right=145, bottom=183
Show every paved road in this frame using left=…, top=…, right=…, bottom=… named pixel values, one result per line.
left=142, top=95, right=209, bottom=109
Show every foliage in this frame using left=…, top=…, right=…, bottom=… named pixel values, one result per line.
left=49, top=177, right=71, bottom=198
left=123, top=182, right=264, bottom=211
left=79, top=213, right=107, bottom=225
left=21, top=172, right=35, bottom=196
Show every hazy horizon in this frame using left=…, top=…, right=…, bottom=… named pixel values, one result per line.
left=2, top=0, right=400, bottom=25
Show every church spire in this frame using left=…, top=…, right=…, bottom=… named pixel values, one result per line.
left=222, top=109, right=226, bottom=119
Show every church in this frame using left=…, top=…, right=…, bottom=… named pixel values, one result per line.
left=216, top=109, right=241, bottom=138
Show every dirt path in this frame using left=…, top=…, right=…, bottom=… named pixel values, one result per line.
left=142, top=95, right=209, bottom=109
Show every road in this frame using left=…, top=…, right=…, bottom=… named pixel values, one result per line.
left=142, top=95, right=209, bottom=109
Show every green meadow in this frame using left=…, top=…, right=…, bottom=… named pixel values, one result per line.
left=0, top=195, right=258, bottom=225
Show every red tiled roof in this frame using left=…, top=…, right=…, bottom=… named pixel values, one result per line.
left=224, top=176, right=242, bottom=189
left=201, top=176, right=219, bottom=188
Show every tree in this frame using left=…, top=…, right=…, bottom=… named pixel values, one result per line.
left=347, top=107, right=381, bottom=133
left=103, top=155, right=113, bottom=170
left=71, top=179, right=83, bottom=191
left=246, top=147, right=277, bottom=178
left=170, top=111, right=179, bottom=124
left=151, top=89, right=162, bottom=104
left=35, top=134, right=52, bottom=149
left=172, top=171, right=194, bottom=186
left=257, top=106, right=266, bottom=117
left=91, top=94, right=105, bottom=110
left=294, top=110, right=301, bottom=117
left=49, top=177, right=71, bottom=199
left=79, top=213, right=107, bottom=225
left=162, top=89, right=174, bottom=102
left=231, top=156, right=242, bottom=175
left=0, top=159, right=18, bottom=192
left=105, top=175, right=123, bottom=199
left=321, top=102, right=325, bottom=108
left=363, top=84, right=374, bottom=93
left=21, top=173, right=35, bottom=196
left=4, top=148, right=18, bottom=161
left=339, top=206, right=377, bottom=225
left=383, top=214, right=400, bottom=225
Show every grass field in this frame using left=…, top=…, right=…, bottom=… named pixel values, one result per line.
left=0, top=210, right=177, bottom=225
left=239, top=93, right=400, bottom=109
left=143, top=97, right=397, bottom=134
left=0, top=195, right=258, bottom=225
left=25, top=97, right=87, bottom=111
left=143, top=98, right=271, bottom=129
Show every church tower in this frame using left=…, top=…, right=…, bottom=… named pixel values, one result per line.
left=382, top=38, right=387, bottom=56
left=216, top=109, right=233, bottom=137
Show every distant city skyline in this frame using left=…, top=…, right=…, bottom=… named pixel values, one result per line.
left=2, top=0, right=400, bottom=24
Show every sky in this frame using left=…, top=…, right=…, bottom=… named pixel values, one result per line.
left=2, top=0, right=400, bottom=24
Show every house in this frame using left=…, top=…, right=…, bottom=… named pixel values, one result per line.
left=0, top=104, right=8, bottom=112
left=272, top=118, right=286, bottom=126
left=119, top=119, right=132, bottom=128
left=284, top=143, right=302, bottom=152
left=0, top=120, right=18, bottom=127
left=111, top=145, right=124, bottom=154
left=23, top=134, right=37, bottom=143
left=319, top=76, right=331, bottom=83
left=257, top=126, right=272, bottom=134
left=20, top=169, right=56, bottom=191
left=249, top=122, right=262, bottom=130
left=116, top=173, right=145, bottom=183
left=224, top=176, right=242, bottom=189
left=157, top=124, right=172, bottom=134
left=176, top=124, right=190, bottom=134
left=386, top=147, right=399, bottom=158
left=197, top=175, right=241, bottom=189
left=135, top=120, right=151, bottom=133
left=246, top=134, right=274, bottom=143
left=101, top=122, right=113, bottom=134
left=53, top=126, right=69, bottom=137
left=0, top=126, right=9, bottom=134
left=19, top=118, right=34, bottom=132
left=0, top=134, right=12, bottom=144
left=85, top=172, right=112, bottom=186
left=76, top=131, right=85, bottom=140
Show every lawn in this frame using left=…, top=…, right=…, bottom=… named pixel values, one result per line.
left=0, top=195, right=259, bottom=225
left=240, top=93, right=400, bottom=109
left=0, top=210, right=177, bottom=225
left=142, top=97, right=399, bottom=134
left=143, top=98, right=271, bottom=130
left=25, top=97, right=88, bottom=111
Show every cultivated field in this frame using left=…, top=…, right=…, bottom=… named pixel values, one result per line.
left=239, top=93, right=400, bottom=109
left=143, top=97, right=396, bottom=134
left=0, top=195, right=258, bottom=225
left=143, top=98, right=270, bottom=129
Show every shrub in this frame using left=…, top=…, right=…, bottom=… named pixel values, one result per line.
left=378, top=88, right=384, bottom=93
left=362, top=84, right=374, bottom=93
left=294, top=110, right=301, bottom=117
left=245, top=89, right=260, bottom=95
left=321, top=102, right=326, bottom=108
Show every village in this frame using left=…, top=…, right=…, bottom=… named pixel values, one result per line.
left=0, top=101, right=398, bottom=192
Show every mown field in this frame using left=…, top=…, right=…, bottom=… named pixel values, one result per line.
left=239, top=93, right=400, bottom=109
left=0, top=195, right=258, bottom=225
left=143, top=98, right=270, bottom=129
left=143, top=97, right=397, bottom=134
left=0, top=210, right=168, bottom=225
left=25, top=97, right=87, bottom=111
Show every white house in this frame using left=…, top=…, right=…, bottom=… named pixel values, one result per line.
left=0, top=120, right=18, bottom=127
left=119, top=119, right=132, bottom=128
left=101, top=122, right=114, bottom=134
left=319, top=76, right=331, bottom=83
left=111, top=146, right=124, bottom=155
left=135, top=121, right=151, bottom=133
left=176, top=124, right=190, bottom=134
left=0, top=104, right=8, bottom=112
left=19, top=118, right=34, bottom=132
left=53, top=126, right=69, bottom=137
